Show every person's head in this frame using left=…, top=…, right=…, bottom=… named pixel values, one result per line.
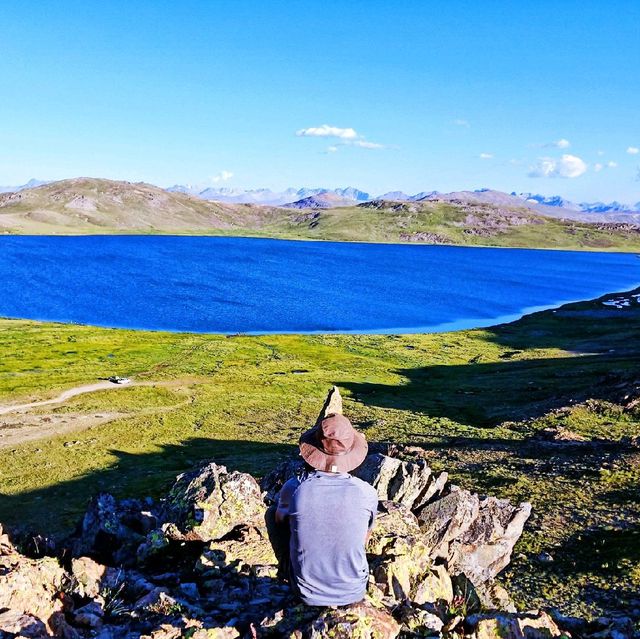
left=299, top=413, right=368, bottom=473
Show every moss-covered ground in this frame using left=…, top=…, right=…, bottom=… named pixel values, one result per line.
left=0, top=289, right=639, bottom=618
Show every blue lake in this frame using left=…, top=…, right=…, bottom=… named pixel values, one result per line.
left=0, top=236, right=639, bottom=334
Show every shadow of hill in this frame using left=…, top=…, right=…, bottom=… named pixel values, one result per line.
left=343, top=293, right=640, bottom=427
left=0, top=437, right=296, bottom=538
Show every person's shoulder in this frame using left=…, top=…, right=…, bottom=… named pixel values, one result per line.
left=280, top=475, right=302, bottom=495
left=348, top=475, right=378, bottom=499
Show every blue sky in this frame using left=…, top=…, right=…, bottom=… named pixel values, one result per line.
left=1, top=0, right=639, bottom=202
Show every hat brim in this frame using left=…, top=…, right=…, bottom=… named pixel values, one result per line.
left=299, top=428, right=368, bottom=473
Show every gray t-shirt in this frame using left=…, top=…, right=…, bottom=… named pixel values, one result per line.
left=277, top=470, right=378, bottom=606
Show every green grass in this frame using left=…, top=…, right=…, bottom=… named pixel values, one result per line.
left=0, top=290, right=639, bottom=619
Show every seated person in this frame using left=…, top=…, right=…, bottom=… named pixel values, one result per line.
left=275, top=413, right=378, bottom=607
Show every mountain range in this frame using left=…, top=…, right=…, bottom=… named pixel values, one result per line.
left=2, top=178, right=640, bottom=221
left=161, top=184, right=640, bottom=219
left=1, top=178, right=640, bottom=253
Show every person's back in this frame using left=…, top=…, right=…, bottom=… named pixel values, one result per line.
left=285, top=470, right=378, bottom=606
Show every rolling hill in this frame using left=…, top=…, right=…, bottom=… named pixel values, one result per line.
left=1, top=177, right=640, bottom=251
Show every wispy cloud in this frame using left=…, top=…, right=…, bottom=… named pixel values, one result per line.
left=479, top=152, right=494, bottom=159
left=545, top=138, right=571, bottom=149
left=452, top=119, right=470, bottom=128
left=627, top=146, right=639, bottom=155
left=351, top=140, right=385, bottom=149
left=528, top=154, right=587, bottom=178
left=211, top=170, right=233, bottom=183
left=593, top=160, right=617, bottom=173
left=530, top=138, right=571, bottom=150
left=296, top=124, right=358, bottom=140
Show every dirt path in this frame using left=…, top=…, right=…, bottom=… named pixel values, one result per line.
left=0, top=379, right=195, bottom=448
left=0, top=380, right=163, bottom=416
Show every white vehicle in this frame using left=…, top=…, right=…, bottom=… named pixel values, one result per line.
left=107, top=376, right=132, bottom=385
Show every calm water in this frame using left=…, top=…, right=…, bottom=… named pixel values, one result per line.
left=0, top=236, right=639, bottom=333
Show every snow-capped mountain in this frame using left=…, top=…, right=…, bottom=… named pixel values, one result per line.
left=165, top=186, right=371, bottom=206
left=0, top=178, right=49, bottom=193
left=516, top=192, right=640, bottom=214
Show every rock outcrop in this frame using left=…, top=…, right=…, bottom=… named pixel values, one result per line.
left=0, top=389, right=627, bottom=638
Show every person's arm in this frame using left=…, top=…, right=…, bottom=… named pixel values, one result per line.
left=365, top=489, right=379, bottom=544
left=275, top=478, right=298, bottom=524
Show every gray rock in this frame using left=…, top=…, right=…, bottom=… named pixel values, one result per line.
left=163, top=462, right=265, bottom=542
left=0, top=610, right=48, bottom=638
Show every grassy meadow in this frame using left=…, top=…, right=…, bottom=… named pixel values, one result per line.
left=0, top=289, right=639, bottom=618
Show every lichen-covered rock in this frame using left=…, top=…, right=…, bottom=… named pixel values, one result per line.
left=412, top=563, right=454, bottom=605
left=197, top=525, right=276, bottom=576
left=418, top=486, right=531, bottom=585
left=164, top=463, right=264, bottom=542
left=0, top=609, right=48, bottom=638
left=72, top=493, right=149, bottom=565
left=467, top=610, right=564, bottom=638
left=367, top=501, right=421, bottom=554
left=71, top=555, right=122, bottom=598
left=447, top=495, right=532, bottom=585
left=0, top=553, right=66, bottom=630
left=473, top=579, right=517, bottom=613
left=369, top=530, right=434, bottom=603
left=395, top=604, right=444, bottom=636
left=297, top=601, right=401, bottom=639
left=353, top=452, right=444, bottom=511
left=418, top=485, right=480, bottom=555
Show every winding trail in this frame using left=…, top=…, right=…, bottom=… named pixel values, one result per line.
left=0, top=380, right=159, bottom=416
left=0, top=379, right=195, bottom=448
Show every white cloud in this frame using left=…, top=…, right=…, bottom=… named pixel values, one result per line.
left=528, top=154, right=587, bottom=178
left=211, top=170, right=233, bottom=183
left=607, top=160, right=618, bottom=168
left=594, top=163, right=603, bottom=172
left=597, top=150, right=605, bottom=156
left=627, top=146, right=639, bottom=155
left=296, top=124, right=358, bottom=139
left=479, top=152, right=494, bottom=159
left=296, top=125, right=386, bottom=151
left=453, top=119, right=470, bottom=128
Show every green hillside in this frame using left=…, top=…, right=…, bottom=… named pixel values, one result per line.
left=1, top=178, right=640, bottom=251
left=0, top=288, right=639, bottom=618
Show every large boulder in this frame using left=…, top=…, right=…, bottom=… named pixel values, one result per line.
left=72, top=493, right=155, bottom=565
left=438, top=492, right=532, bottom=585
left=163, top=462, right=265, bottom=542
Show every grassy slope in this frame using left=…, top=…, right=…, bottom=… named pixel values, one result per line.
left=0, top=291, right=639, bottom=617
left=2, top=178, right=640, bottom=251
left=255, top=203, right=640, bottom=251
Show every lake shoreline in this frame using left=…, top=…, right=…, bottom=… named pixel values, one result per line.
left=1, top=235, right=639, bottom=334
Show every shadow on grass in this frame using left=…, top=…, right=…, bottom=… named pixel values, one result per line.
left=342, top=296, right=640, bottom=428
left=0, top=437, right=297, bottom=537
